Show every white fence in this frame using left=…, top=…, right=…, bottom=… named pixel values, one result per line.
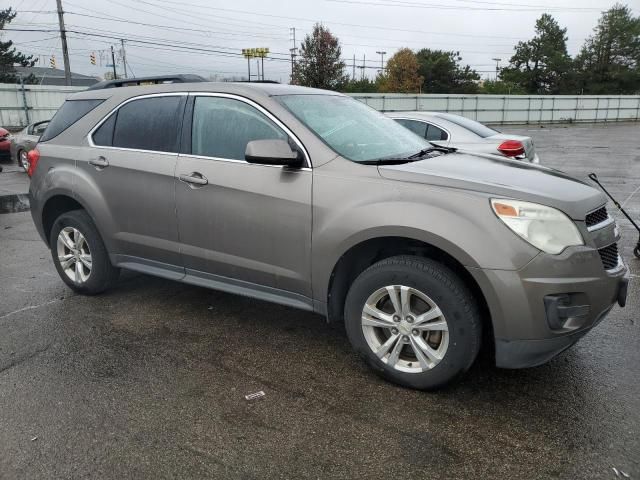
left=1, top=83, right=639, bottom=128
left=0, top=83, right=84, bottom=128
left=350, top=93, right=640, bottom=125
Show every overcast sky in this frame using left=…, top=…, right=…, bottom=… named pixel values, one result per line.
left=6, top=0, right=637, bottom=83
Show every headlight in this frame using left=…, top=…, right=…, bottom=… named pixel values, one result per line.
left=491, top=199, right=583, bottom=254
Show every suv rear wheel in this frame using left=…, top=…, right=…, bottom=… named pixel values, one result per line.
left=344, top=255, right=481, bottom=390
left=50, top=210, right=119, bottom=294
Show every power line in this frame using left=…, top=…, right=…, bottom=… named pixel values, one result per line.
left=326, top=0, right=604, bottom=12
left=132, top=0, right=528, bottom=40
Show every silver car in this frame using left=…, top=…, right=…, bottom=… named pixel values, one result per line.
left=387, top=111, right=540, bottom=163
left=10, top=120, right=49, bottom=171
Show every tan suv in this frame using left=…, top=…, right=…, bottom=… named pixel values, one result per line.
left=27, top=82, right=628, bottom=389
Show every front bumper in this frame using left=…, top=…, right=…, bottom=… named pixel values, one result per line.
left=470, top=243, right=628, bottom=369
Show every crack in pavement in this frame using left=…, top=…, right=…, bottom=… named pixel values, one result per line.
left=0, top=343, right=52, bottom=375
left=0, top=299, right=61, bottom=321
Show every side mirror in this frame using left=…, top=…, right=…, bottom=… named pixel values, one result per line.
left=245, top=139, right=304, bottom=167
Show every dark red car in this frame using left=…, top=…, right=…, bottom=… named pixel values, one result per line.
left=0, top=127, right=12, bottom=171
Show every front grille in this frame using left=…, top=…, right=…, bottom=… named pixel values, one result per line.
left=598, top=243, right=619, bottom=270
left=586, top=206, right=608, bottom=228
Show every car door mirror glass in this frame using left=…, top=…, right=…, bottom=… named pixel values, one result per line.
left=245, top=139, right=303, bottom=167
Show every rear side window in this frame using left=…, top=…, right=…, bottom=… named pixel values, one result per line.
left=425, top=124, right=448, bottom=141
left=436, top=113, right=497, bottom=138
left=101, top=96, right=183, bottom=152
left=40, top=99, right=103, bottom=142
left=395, top=119, right=427, bottom=138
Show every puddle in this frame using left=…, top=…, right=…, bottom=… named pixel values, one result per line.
left=0, top=194, right=30, bottom=214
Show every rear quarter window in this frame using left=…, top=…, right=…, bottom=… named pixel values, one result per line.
left=40, top=99, right=104, bottom=142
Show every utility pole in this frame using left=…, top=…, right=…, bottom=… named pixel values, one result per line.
left=120, top=39, right=128, bottom=78
left=492, top=57, right=502, bottom=81
left=376, top=51, right=387, bottom=74
left=352, top=54, right=355, bottom=80
left=55, top=0, right=72, bottom=85
left=361, top=54, right=365, bottom=81
left=110, top=45, right=117, bottom=79
left=289, top=27, right=297, bottom=84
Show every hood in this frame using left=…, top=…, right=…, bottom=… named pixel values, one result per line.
left=378, top=152, right=605, bottom=220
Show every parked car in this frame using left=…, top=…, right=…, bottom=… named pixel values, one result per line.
left=10, top=120, right=49, bottom=172
left=0, top=127, right=12, bottom=167
left=27, top=83, right=627, bottom=390
left=387, top=111, right=540, bottom=164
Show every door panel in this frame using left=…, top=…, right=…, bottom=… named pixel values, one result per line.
left=176, top=159, right=312, bottom=295
left=82, top=94, right=185, bottom=267
left=175, top=95, right=312, bottom=297
left=78, top=150, right=181, bottom=266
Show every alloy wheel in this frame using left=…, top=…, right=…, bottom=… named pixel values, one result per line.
left=361, top=285, right=449, bottom=373
left=19, top=150, right=29, bottom=171
left=56, top=226, right=92, bottom=283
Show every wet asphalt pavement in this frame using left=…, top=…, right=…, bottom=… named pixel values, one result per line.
left=1, top=123, right=639, bottom=479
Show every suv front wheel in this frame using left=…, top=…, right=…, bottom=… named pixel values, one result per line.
left=50, top=210, right=120, bottom=294
left=344, top=256, right=482, bottom=390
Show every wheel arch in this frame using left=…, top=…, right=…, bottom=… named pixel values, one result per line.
left=41, top=193, right=101, bottom=247
left=325, top=235, right=494, bottom=354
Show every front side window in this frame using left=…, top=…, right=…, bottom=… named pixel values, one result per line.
left=40, top=99, right=103, bottom=142
left=277, top=95, right=428, bottom=163
left=33, top=121, right=49, bottom=136
left=94, top=96, right=183, bottom=152
left=191, top=96, right=287, bottom=160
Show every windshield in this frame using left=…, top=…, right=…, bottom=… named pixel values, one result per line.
left=277, top=94, right=429, bottom=162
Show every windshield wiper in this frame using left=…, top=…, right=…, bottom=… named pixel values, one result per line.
left=359, top=158, right=419, bottom=165
left=360, top=144, right=457, bottom=165
left=406, top=144, right=457, bottom=159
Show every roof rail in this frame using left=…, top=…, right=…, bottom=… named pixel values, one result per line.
left=87, top=74, right=207, bottom=90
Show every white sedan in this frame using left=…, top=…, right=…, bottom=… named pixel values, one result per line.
left=386, top=111, right=540, bottom=164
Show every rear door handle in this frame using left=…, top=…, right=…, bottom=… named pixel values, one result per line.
left=89, top=156, right=109, bottom=168
left=179, top=172, right=208, bottom=186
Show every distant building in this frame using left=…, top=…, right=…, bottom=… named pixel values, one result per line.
left=13, top=66, right=99, bottom=87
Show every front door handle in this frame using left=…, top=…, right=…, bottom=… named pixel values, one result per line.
left=179, top=172, right=208, bottom=187
left=89, top=156, right=109, bottom=169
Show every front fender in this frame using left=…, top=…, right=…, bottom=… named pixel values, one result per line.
left=311, top=159, right=539, bottom=303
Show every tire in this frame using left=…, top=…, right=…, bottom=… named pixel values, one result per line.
left=344, top=255, right=482, bottom=390
left=17, top=149, right=29, bottom=172
left=49, top=209, right=119, bottom=295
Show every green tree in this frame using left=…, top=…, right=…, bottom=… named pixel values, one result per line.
left=377, top=48, right=423, bottom=93
left=340, top=77, right=380, bottom=93
left=292, top=24, right=348, bottom=90
left=500, top=14, right=575, bottom=94
left=575, top=4, right=640, bottom=94
left=0, top=8, right=37, bottom=83
left=479, top=79, right=527, bottom=94
left=416, top=49, right=480, bottom=93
